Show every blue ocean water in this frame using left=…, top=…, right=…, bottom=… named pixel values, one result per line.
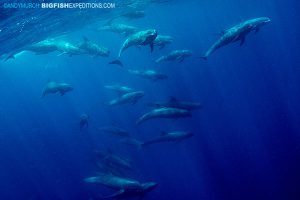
left=0, top=0, right=300, bottom=199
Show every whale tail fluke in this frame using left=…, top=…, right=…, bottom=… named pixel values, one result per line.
left=119, top=138, right=144, bottom=150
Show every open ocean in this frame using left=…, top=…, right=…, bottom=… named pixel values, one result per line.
left=0, top=0, right=299, bottom=199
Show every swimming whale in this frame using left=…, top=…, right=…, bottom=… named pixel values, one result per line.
left=41, top=81, right=73, bottom=98
left=104, top=85, right=136, bottom=95
left=153, top=35, right=174, bottom=49
left=24, top=39, right=58, bottom=55
left=84, top=173, right=157, bottom=199
left=79, top=114, right=89, bottom=131
left=97, top=23, right=138, bottom=36
left=3, top=39, right=58, bottom=60
left=56, top=41, right=85, bottom=56
left=136, top=107, right=191, bottom=125
left=95, top=150, right=132, bottom=171
left=98, top=126, right=130, bottom=137
left=118, top=29, right=158, bottom=57
left=143, top=131, right=194, bottom=146
left=201, top=17, right=271, bottom=59
left=78, top=37, right=110, bottom=57
left=106, top=10, right=146, bottom=25
left=147, top=97, right=202, bottom=111
left=108, top=91, right=144, bottom=106
left=127, top=69, right=168, bottom=81
left=155, top=49, right=192, bottom=63
left=120, top=10, right=145, bottom=20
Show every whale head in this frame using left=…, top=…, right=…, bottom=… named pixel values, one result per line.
left=131, top=91, right=145, bottom=101
left=84, top=176, right=101, bottom=183
left=144, top=29, right=158, bottom=44
left=59, top=83, right=73, bottom=92
left=182, top=50, right=193, bottom=56
left=178, top=109, right=192, bottom=117
left=254, top=17, right=271, bottom=27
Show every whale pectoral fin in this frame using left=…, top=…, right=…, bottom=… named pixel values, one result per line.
left=102, top=189, right=125, bottom=199
left=178, top=57, right=185, bottom=63
left=150, top=42, right=154, bottom=52
left=109, top=59, right=123, bottom=67
left=59, top=91, right=65, bottom=96
left=240, top=37, right=246, bottom=46
left=200, top=55, right=208, bottom=60
left=57, top=52, right=67, bottom=56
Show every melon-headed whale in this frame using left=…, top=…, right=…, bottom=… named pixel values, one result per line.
left=106, top=10, right=146, bottom=25
left=201, top=17, right=271, bottom=59
left=56, top=41, right=85, bottom=56
left=118, top=29, right=158, bottom=57
left=153, top=35, right=174, bottom=49
left=136, top=107, right=191, bottom=125
left=98, top=126, right=130, bottom=137
left=84, top=173, right=157, bottom=199
left=147, top=97, right=202, bottom=111
left=3, top=39, right=58, bottom=60
left=97, top=23, right=138, bottom=36
left=155, top=49, right=192, bottom=63
left=24, top=39, right=58, bottom=55
left=127, top=69, right=168, bottom=81
left=104, top=85, right=136, bottom=95
left=95, top=150, right=132, bottom=171
left=41, top=81, right=73, bottom=98
left=108, top=91, right=144, bottom=106
left=78, top=37, right=110, bottom=57
left=143, top=131, right=194, bottom=146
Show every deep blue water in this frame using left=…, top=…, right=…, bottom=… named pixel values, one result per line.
left=0, top=0, right=300, bottom=199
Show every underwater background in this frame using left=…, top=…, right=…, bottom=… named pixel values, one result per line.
left=0, top=0, right=300, bottom=199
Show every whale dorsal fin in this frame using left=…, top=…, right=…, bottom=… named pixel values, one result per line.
left=150, top=42, right=154, bottom=52
left=161, top=131, right=167, bottom=136
left=240, top=36, right=246, bottom=46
